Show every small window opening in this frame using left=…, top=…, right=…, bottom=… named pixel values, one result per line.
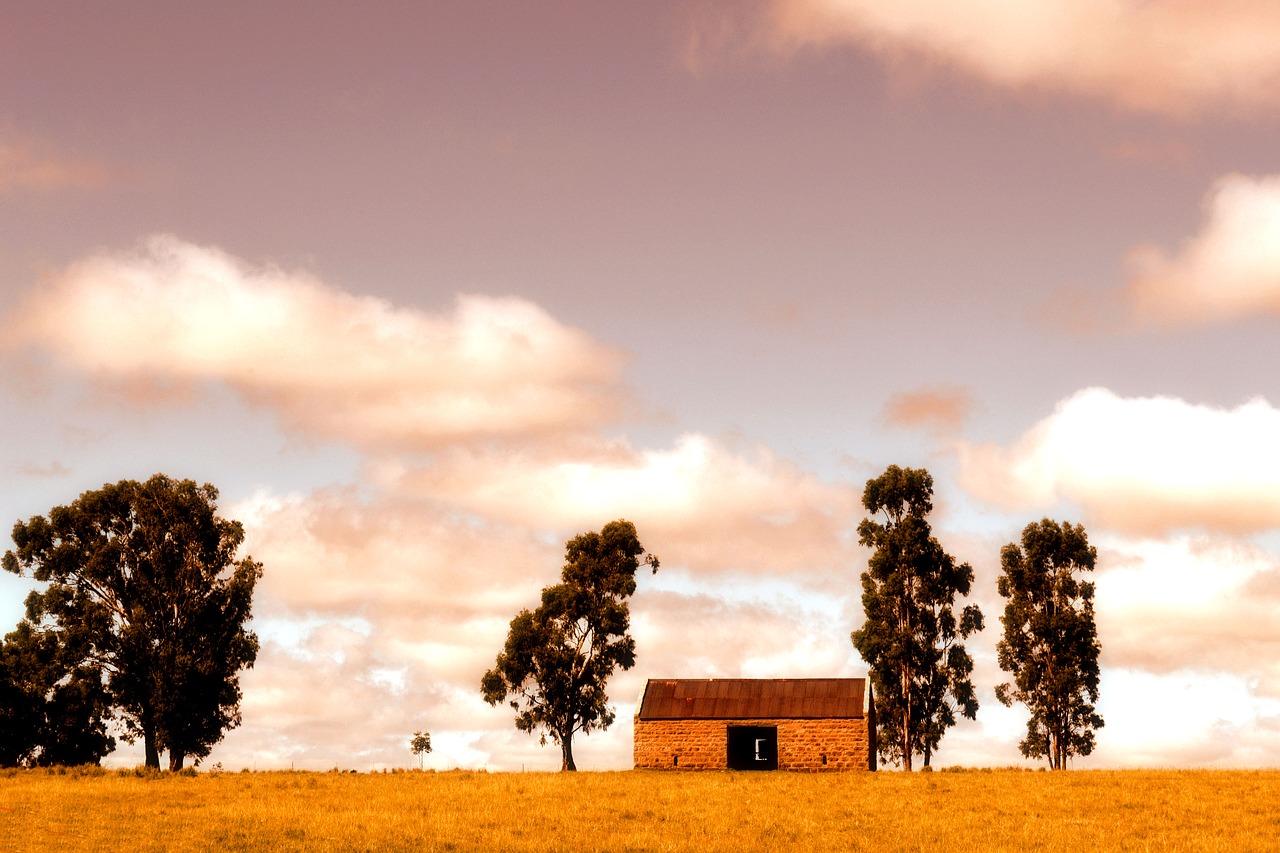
left=821, top=754, right=828, bottom=766
left=672, top=755, right=679, bottom=767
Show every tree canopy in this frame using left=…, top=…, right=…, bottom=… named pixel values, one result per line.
left=3, top=475, right=262, bottom=770
left=851, top=465, right=983, bottom=770
left=996, top=518, right=1103, bottom=770
left=0, top=620, right=115, bottom=768
left=481, top=519, right=657, bottom=771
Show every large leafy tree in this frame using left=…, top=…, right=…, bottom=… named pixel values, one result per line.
left=3, top=475, right=262, bottom=770
left=0, top=620, right=115, bottom=767
left=851, top=465, right=983, bottom=771
left=996, top=518, right=1103, bottom=770
left=481, top=520, right=657, bottom=771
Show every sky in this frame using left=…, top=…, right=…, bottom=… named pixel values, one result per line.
left=2, top=0, right=1280, bottom=771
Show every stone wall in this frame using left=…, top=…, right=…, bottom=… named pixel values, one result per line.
left=634, top=717, right=873, bottom=771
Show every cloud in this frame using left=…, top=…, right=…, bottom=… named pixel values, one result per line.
left=1095, top=536, right=1280, bottom=695
left=1125, top=174, right=1280, bottom=326
left=376, top=434, right=861, bottom=576
left=9, top=460, right=71, bottom=478
left=0, top=136, right=114, bottom=191
left=703, top=0, right=1280, bottom=116
left=881, top=384, right=975, bottom=435
left=236, top=487, right=554, bottom=628
left=1094, top=670, right=1280, bottom=768
left=957, top=387, right=1280, bottom=534
left=3, top=235, right=629, bottom=452
left=633, top=586, right=858, bottom=679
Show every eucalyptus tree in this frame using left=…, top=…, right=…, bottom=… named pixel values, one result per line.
left=996, top=518, right=1104, bottom=770
left=851, top=465, right=983, bottom=770
left=4, top=475, right=262, bottom=771
left=482, top=520, right=658, bottom=771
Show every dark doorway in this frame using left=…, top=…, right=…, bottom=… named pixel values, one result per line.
left=727, top=726, right=778, bottom=770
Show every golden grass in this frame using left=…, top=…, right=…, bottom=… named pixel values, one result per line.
left=2, top=767, right=1278, bottom=852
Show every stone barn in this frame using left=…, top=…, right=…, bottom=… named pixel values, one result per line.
left=633, top=678, right=876, bottom=772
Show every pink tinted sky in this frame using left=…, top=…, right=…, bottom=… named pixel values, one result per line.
left=3, top=1, right=1280, bottom=770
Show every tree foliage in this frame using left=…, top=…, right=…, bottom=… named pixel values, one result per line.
left=481, top=520, right=657, bottom=771
left=0, top=620, right=115, bottom=767
left=851, top=465, right=984, bottom=771
left=996, top=518, right=1103, bottom=769
left=410, top=731, right=432, bottom=769
left=2, top=475, right=262, bottom=770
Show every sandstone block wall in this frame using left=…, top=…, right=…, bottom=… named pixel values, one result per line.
left=634, top=717, right=872, bottom=771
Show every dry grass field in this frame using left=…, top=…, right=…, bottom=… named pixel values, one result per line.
left=1, top=766, right=1277, bottom=852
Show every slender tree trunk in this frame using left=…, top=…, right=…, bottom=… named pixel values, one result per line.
left=561, top=732, right=576, bottom=771
left=901, top=704, right=912, bottom=772
left=901, top=661, right=912, bottom=771
left=899, top=569, right=914, bottom=772
left=143, top=718, right=160, bottom=770
left=169, top=751, right=185, bottom=772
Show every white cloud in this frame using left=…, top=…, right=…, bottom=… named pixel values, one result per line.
left=3, top=235, right=627, bottom=451
left=377, top=434, right=861, bottom=575
left=1093, top=670, right=1280, bottom=768
left=236, top=487, right=554, bottom=628
left=715, top=0, right=1280, bottom=116
left=958, top=388, right=1280, bottom=534
left=1126, top=174, right=1280, bottom=326
left=1095, top=536, right=1280, bottom=695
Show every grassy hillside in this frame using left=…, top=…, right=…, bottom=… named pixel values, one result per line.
left=2, top=767, right=1277, bottom=851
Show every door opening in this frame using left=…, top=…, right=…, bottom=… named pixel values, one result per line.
left=727, top=726, right=778, bottom=770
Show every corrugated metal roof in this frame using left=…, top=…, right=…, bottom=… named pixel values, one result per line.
left=636, top=678, right=867, bottom=720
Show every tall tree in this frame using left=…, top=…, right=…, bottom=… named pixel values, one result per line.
left=481, top=520, right=657, bottom=771
left=3, top=475, right=262, bottom=770
left=995, top=518, right=1103, bottom=770
left=851, top=465, right=983, bottom=771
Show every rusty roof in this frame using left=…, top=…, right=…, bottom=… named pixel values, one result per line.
left=636, top=678, right=868, bottom=720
